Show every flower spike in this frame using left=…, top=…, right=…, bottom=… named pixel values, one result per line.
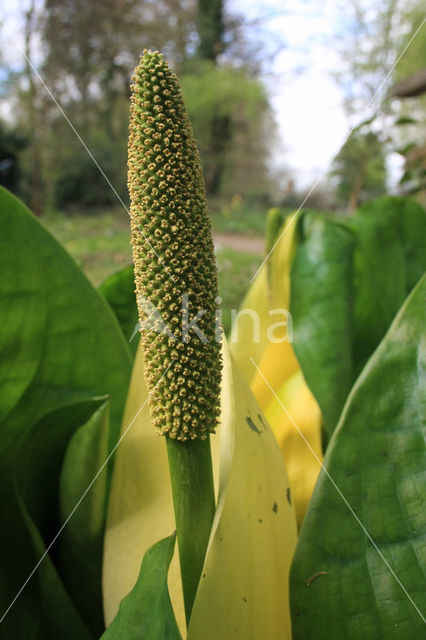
left=128, top=50, right=221, bottom=441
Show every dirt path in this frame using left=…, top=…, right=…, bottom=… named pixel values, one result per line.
left=213, top=232, right=264, bottom=255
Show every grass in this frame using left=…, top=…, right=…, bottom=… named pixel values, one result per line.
left=42, top=208, right=263, bottom=335
left=216, top=248, right=262, bottom=334
left=211, top=205, right=268, bottom=236
left=42, top=208, right=132, bottom=286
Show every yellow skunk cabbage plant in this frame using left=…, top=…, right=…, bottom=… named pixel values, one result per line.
left=127, top=49, right=221, bottom=623
left=103, top=50, right=297, bottom=638
left=0, top=48, right=424, bottom=640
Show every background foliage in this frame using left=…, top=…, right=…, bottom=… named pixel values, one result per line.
left=1, top=0, right=275, bottom=213
left=1, top=0, right=425, bottom=216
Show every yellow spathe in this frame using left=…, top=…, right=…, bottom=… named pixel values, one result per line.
left=230, top=214, right=324, bottom=528
left=229, top=217, right=297, bottom=386
left=102, top=337, right=298, bottom=638
left=188, top=341, right=297, bottom=639
left=102, top=340, right=186, bottom=633
left=264, top=371, right=323, bottom=528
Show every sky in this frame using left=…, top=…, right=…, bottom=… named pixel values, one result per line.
left=1, top=0, right=409, bottom=190
left=228, top=0, right=349, bottom=187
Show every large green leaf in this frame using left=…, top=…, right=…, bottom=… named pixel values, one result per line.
left=10, top=399, right=106, bottom=640
left=0, top=186, right=132, bottom=448
left=59, top=401, right=110, bottom=637
left=101, top=534, right=182, bottom=640
left=290, top=275, right=426, bottom=639
left=351, top=195, right=426, bottom=372
left=290, top=214, right=355, bottom=438
left=0, top=187, right=132, bottom=635
left=98, top=265, right=139, bottom=357
left=290, top=197, right=425, bottom=440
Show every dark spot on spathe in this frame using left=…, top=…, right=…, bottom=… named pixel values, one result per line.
left=286, top=488, right=292, bottom=505
left=272, top=502, right=278, bottom=514
left=246, top=416, right=262, bottom=433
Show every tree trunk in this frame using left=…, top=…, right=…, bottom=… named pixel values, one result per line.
left=197, top=0, right=224, bottom=61
left=24, top=1, right=43, bottom=215
left=347, top=162, right=367, bottom=213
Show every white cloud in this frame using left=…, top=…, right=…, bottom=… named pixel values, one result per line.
left=270, top=69, right=347, bottom=175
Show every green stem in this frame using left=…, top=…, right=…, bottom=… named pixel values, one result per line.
left=166, top=436, right=215, bottom=625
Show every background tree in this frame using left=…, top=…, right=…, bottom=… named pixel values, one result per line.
left=388, top=6, right=426, bottom=204
left=13, top=0, right=53, bottom=215
left=1, top=0, right=277, bottom=212
left=331, top=128, right=387, bottom=211
left=40, top=0, right=193, bottom=208
left=330, top=0, right=425, bottom=207
left=181, top=0, right=273, bottom=201
left=182, top=64, right=273, bottom=200
left=0, top=121, right=26, bottom=195
left=197, top=0, right=225, bottom=62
